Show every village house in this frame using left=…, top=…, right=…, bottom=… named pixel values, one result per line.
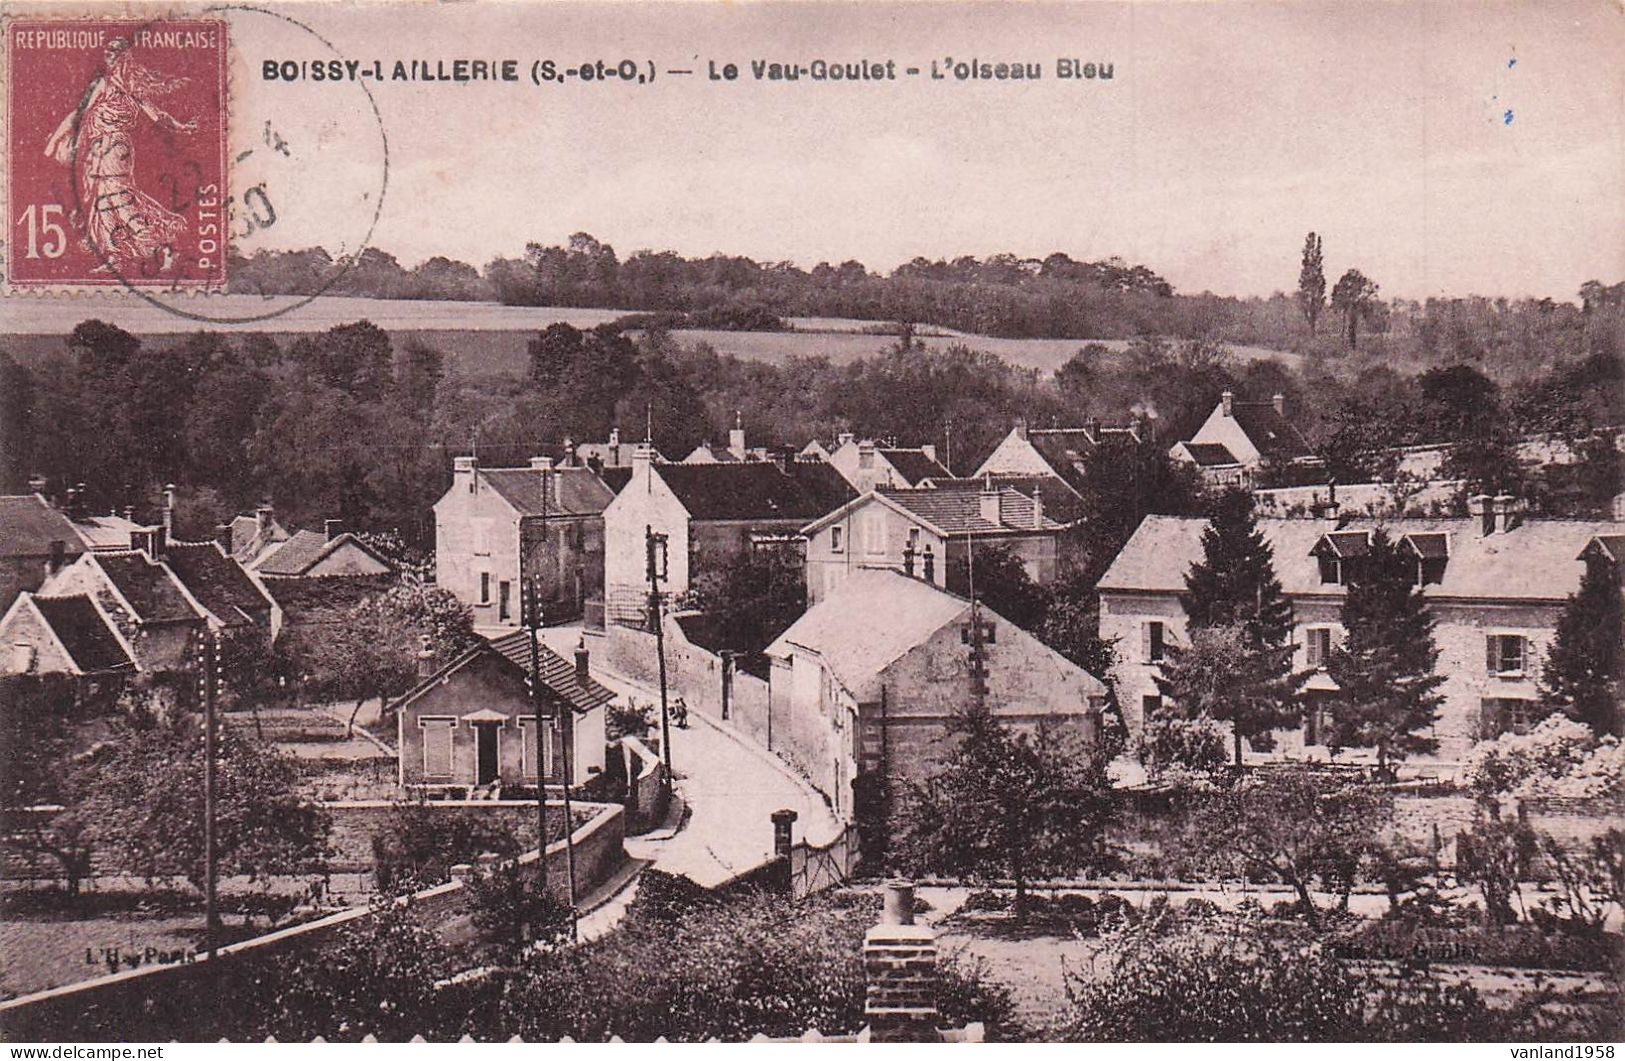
left=566, top=427, right=660, bottom=473
left=395, top=634, right=613, bottom=794
left=1168, top=390, right=1319, bottom=488
left=223, top=503, right=291, bottom=565
left=434, top=456, right=616, bottom=627
left=246, top=520, right=395, bottom=579
left=824, top=434, right=952, bottom=491
left=0, top=494, right=86, bottom=612
left=680, top=417, right=783, bottom=465
left=801, top=479, right=1068, bottom=605
left=1096, top=496, right=1622, bottom=763
left=38, top=527, right=277, bottom=672
left=0, top=591, right=136, bottom=685
left=601, top=444, right=852, bottom=620
left=764, top=569, right=1108, bottom=823
left=972, top=419, right=1153, bottom=523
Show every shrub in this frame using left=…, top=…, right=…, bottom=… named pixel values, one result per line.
left=371, top=803, right=520, bottom=893
left=1134, top=717, right=1228, bottom=783
left=1178, top=897, right=1221, bottom=920
left=1461, top=716, right=1610, bottom=797
left=607, top=699, right=657, bottom=742
left=1456, top=817, right=1539, bottom=925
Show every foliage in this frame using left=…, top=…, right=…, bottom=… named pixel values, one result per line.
left=606, top=698, right=657, bottom=742
left=1134, top=716, right=1229, bottom=783
left=465, top=862, right=575, bottom=956
left=1297, top=232, right=1326, bottom=334
left=1540, top=556, right=1624, bottom=736
left=681, top=546, right=806, bottom=656
left=1323, top=528, right=1447, bottom=771
left=1330, top=268, right=1381, bottom=349
left=1185, top=768, right=1392, bottom=929
left=1074, top=431, right=1203, bottom=585
left=1536, top=829, right=1625, bottom=935
left=947, top=543, right=1047, bottom=631
left=1461, top=714, right=1611, bottom=797
left=0, top=675, right=96, bottom=891
left=899, top=709, right=1113, bottom=918
left=370, top=802, right=520, bottom=893
left=1456, top=817, right=1539, bottom=926
left=1332, top=915, right=1624, bottom=972
left=1035, top=566, right=1118, bottom=681
left=76, top=715, right=329, bottom=892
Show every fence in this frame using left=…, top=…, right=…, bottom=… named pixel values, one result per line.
left=788, top=822, right=860, bottom=900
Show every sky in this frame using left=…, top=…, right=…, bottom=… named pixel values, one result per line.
left=28, top=0, right=1622, bottom=302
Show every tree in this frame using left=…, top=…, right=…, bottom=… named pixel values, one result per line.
left=681, top=547, right=806, bottom=656
left=1037, top=566, right=1117, bottom=680
left=1540, top=556, right=1624, bottom=736
left=1323, top=529, right=1447, bottom=772
left=1076, top=437, right=1201, bottom=585
left=1166, top=489, right=1305, bottom=766
left=78, top=715, right=330, bottom=891
left=1297, top=232, right=1326, bottom=334
left=1330, top=269, right=1380, bottom=349
left=947, top=543, right=1048, bottom=631
left=900, top=707, right=1112, bottom=920
left=1188, top=768, right=1393, bottom=929
left=0, top=676, right=95, bottom=892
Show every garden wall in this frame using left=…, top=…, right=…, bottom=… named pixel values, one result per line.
left=619, top=736, right=669, bottom=835
left=597, top=620, right=771, bottom=757
left=1518, top=794, right=1625, bottom=847
left=0, top=801, right=626, bottom=1042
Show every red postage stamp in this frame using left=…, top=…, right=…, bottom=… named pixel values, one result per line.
left=6, top=17, right=228, bottom=289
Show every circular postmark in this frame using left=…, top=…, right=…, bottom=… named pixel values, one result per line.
left=52, top=4, right=389, bottom=324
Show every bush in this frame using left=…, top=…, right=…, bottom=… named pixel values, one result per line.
left=1462, top=716, right=1619, bottom=797
left=1178, top=897, right=1221, bottom=920
left=371, top=803, right=519, bottom=893
left=1134, top=717, right=1229, bottom=783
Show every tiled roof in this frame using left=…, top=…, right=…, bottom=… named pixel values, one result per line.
left=480, top=467, right=615, bottom=517
left=93, top=552, right=200, bottom=623
left=598, top=467, right=634, bottom=494
left=228, top=514, right=289, bottom=563
left=1182, top=442, right=1240, bottom=467
left=1313, top=530, right=1372, bottom=558
left=260, top=573, right=395, bottom=619
left=1027, top=429, right=1096, bottom=494
left=878, top=449, right=951, bottom=485
left=873, top=485, right=1065, bottom=536
left=162, top=542, right=273, bottom=626
left=1231, top=401, right=1314, bottom=459
left=253, top=530, right=391, bottom=577
left=485, top=631, right=618, bottom=715
left=70, top=512, right=142, bottom=551
left=915, top=475, right=1086, bottom=526
left=767, top=569, right=972, bottom=699
left=1583, top=534, right=1625, bottom=565
left=1402, top=532, right=1451, bottom=560
left=1098, top=514, right=1619, bottom=603
left=657, top=461, right=853, bottom=522
left=30, top=595, right=133, bottom=673
left=0, top=495, right=86, bottom=559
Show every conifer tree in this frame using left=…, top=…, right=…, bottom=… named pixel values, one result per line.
left=1162, top=489, right=1305, bottom=767
left=1540, top=554, right=1624, bottom=736
left=1324, top=528, right=1447, bottom=772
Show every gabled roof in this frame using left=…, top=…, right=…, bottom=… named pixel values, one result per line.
left=70, top=512, right=142, bottom=551
left=91, top=552, right=200, bottom=623
left=252, top=530, right=393, bottom=577
left=0, top=495, right=86, bottom=559
left=260, top=572, right=395, bottom=619
left=656, top=461, right=853, bottom=522
left=1229, top=401, right=1314, bottom=460
left=28, top=595, right=134, bottom=673
left=1401, top=532, right=1451, bottom=560
left=877, top=449, right=951, bottom=485
left=1580, top=534, right=1625, bottom=566
left=478, top=632, right=617, bottom=715
left=228, top=513, right=290, bottom=563
left=878, top=485, right=1063, bottom=536
left=1180, top=442, right=1240, bottom=467
left=921, top=474, right=1087, bottom=526
left=161, top=542, right=274, bottom=626
left=1311, top=530, right=1372, bottom=558
left=766, top=570, right=972, bottom=700
left=480, top=466, right=615, bottom=518
left=1099, top=515, right=1619, bottom=603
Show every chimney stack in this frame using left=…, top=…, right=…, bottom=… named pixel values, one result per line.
left=864, top=880, right=940, bottom=1043
left=454, top=455, right=477, bottom=494
left=1013, top=421, right=1029, bottom=442
left=215, top=523, right=234, bottom=552
left=728, top=411, right=747, bottom=461
left=256, top=502, right=276, bottom=535
left=979, top=476, right=1001, bottom=527
left=1031, top=486, right=1044, bottom=530
left=1220, top=391, right=1235, bottom=417
left=1273, top=393, right=1286, bottom=417
left=1492, top=494, right=1521, bottom=534
left=922, top=545, right=936, bottom=583
left=324, top=518, right=344, bottom=542
left=27, top=474, right=47, bottom=498
left=1085, top=415, right=1100, bottom=440
left=632, top=442, right=655, bottom=479
left=130, top=525, right=166, bottom=560
left=416, top=635, right=436, bottom=679
left=162, top=483, right=177, bottom=536
left=529, top=456, right=555, bottom=472
left=574, top=636, right=590, bottom=684
left=837, top=430, right=855, bottom=449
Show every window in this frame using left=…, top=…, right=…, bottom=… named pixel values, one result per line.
left=1142, top=694, right=1164, bottom=719
left=1317, top=555, right=1342, bottom=585
left=1480, top=697, right=1549, bottom=739
left=479, top=572, right=491, bottom=604
left=472, top=519, right=491, bottom=556
left=1142, top=621, right=1166, bottom=663
left=1305, top=627, right=1334, bottom=668
left=830, top=526, right=844, bottom=552
left=421, top=719, right=455, bottom=777
left=907, top=527, right=921, bottom=551
left=1486, top=634, right=1528, bottom=676
left=1417, top=557, right=1448, bottom=586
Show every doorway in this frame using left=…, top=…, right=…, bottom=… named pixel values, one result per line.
left=476, top=723, right=499, bottom=785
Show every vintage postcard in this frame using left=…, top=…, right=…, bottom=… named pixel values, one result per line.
left=0, top=0, right=1621, bottom=1048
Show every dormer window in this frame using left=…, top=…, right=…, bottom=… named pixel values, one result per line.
left=1317, top=555, right=1342, bottom=586
left=1400, top=533, right=1450, bottom=587
left=1310, top=531, right=1370, bottom=586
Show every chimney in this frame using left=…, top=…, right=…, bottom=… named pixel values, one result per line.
left=561, top=437, right=577, bottom=467
left=1085, top=415, right=1100, bottom=440
left=46, top=539, right=66, bottom=574
left=162, top=483, right=177, bottom=536
left=324, top=518, right=344, bottom=542
left=632, top=442, right=655, bottom=479
left=837, top=430, right=855, bottom=449
left=1468, top=493, right=1494, bottom=536
left=920, top=444, right=937, bottom=464
left=903, top=542, right=916, bottom=578
left=454, top=455, right=477, bottom=494
left=416, top=635, right=436, bottom=678
left=529, top=456, right=555, bottom=472
left=864, top=880, right=940, bottom=1043
left=1013, top=421, right=1029, bottom=442
left=922, top=545, right=935, bottom=583
left=214, top=523, right=234, bottom=552
left=27, top=474, right=47, bottom=498
left=1273, top=393, right=1286, bottom=417
left=256, top=502, right=276, bottom=534
left=979, top=476, right=1001, bottom=526
left=1031, top=486, right=1044, bottom=530
left=1221, top=390, right=1235, bottom=417
left=574, top=636, right=590, bottom=684
left=122, top=505, right=135, bottom=525
left=728, top=411, right=747, bottom=461
left=66, top=484, right=86, bottom=522
left=130, top=525, right=166, bottom=560
left=1493, top=494, right=1521, bottom=534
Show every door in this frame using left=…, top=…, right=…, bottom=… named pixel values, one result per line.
left=498, top=580, right=512, bottom=621
left=476, top=723, right=499, bottom=785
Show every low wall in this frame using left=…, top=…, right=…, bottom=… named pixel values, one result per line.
left=0, top=802, right=626, bottom=1042
left=325, top=800, right=573, bottom=875
left=619, top=736, right=669, bottom=835
left=1518, top=794, right=1625, bottom=848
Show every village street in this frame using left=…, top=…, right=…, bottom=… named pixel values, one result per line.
left=523, top=624, right=843, bottom=890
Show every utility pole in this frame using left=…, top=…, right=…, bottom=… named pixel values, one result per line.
left=523, top=576, right=548, bottom=892
left=198, top=627, right=220, bottom=962
left=645, top=525, right=673, bottom=788
left=559, top=699, right=579, bottom=942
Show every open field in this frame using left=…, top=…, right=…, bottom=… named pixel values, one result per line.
left=1, top=294, right=1303, bottom=377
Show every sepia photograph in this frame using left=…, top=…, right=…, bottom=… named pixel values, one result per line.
left=0, top=0, right=1621, bottom=1046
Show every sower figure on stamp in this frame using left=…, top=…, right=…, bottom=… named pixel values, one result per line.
left=43, top=36, right=197, bottom=274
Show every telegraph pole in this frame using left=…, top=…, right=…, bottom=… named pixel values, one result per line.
left=198, top=627, right=220, bottom=962
left=559, top=698, right=579, bottom=942
left=523, top=576, right=548, bottom=892
left=645, top=525, right=673, bottom=787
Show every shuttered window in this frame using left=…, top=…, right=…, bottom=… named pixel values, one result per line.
left=1142, top=621, right=1166, bottom=663
left=421, top=719, right=455, bottom=777
left=1305, top=627, right=1334, bottom=667
left=1486, top=634, right=1528, bottom=676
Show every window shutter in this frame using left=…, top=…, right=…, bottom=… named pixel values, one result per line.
left=1485, top=635, right=1497, bottom=674
left=1306, top=630, right=1321, bottom=666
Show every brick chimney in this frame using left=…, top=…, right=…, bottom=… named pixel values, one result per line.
left=979, top=476, right=1001, bottom=526
left=574, top=636, right=590, bottom=683
left=1468, top=493, right=1494, bottom=536
left=1220, top=390, right=1235, bottom=417
left=529, top=456, right=554, bottom=471
left=1493, top=494, right=1522, bottom=534
left=1085, top=415, right=1100, bottom=440
left=161, top=483, right=177, bottom=536
left=130, top=525, right=166, bottom=560
left=1013, top=421, right=1029, bottom=442
left=632, top=442, right=656, bottom=481
left=1031, top=486, right=1044, bottom=530
left=256, top=501, right=276, bottom=535
left=1273, top=393, right=1286, bottom=416
left=864, top=880, right=940, bottom=1043
left=416, top=635, right=436, bottom=678
left=728, top=411, right=747, bottom=461
left=837, top=430, right=855, bottom=449
left=922, top=545, right=936, bottom=583
left=324, top=518, right=344, bottom=542
left=27, top=473, right=47, bottom=498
